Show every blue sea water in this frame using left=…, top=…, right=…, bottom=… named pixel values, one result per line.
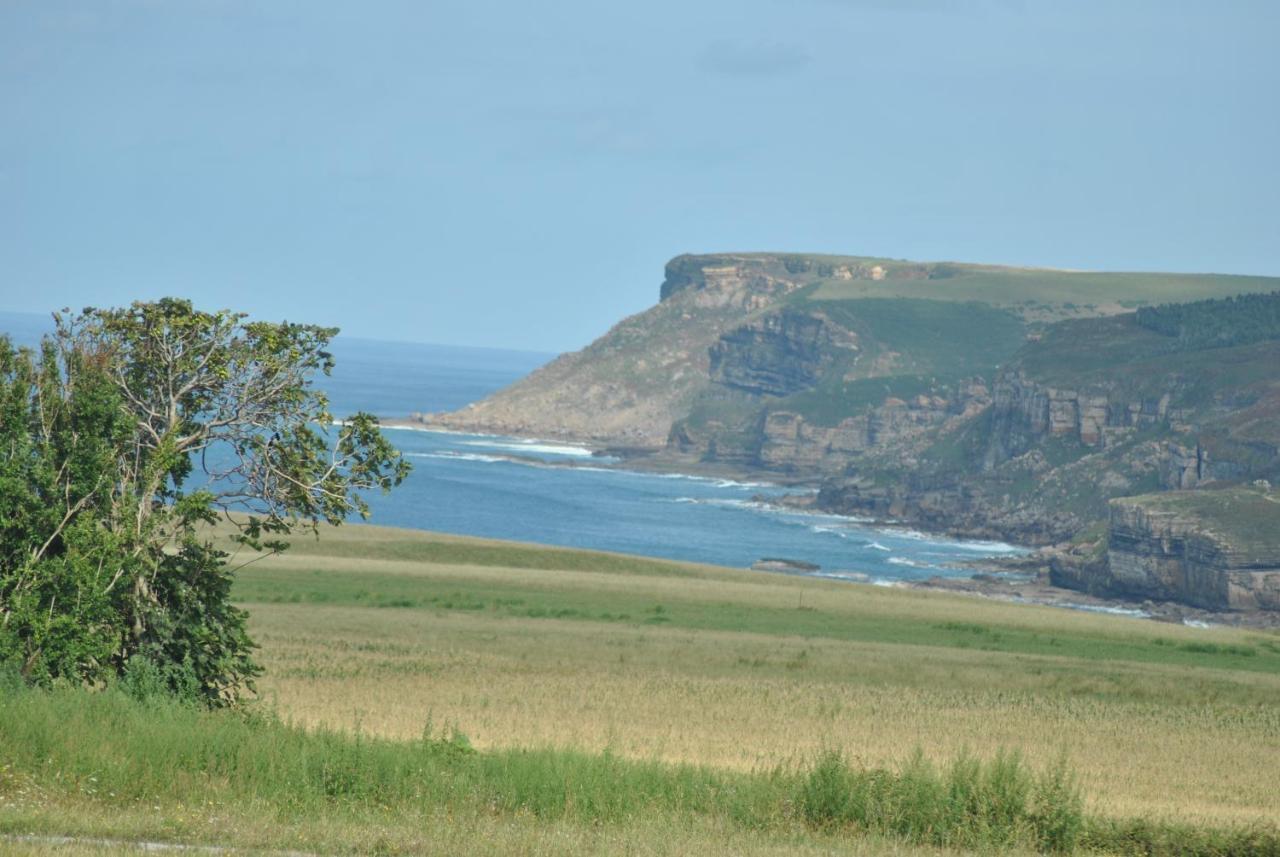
left=0, top=314, right=1022, bottom=580
left=321, top=337, right=1021, bottom=581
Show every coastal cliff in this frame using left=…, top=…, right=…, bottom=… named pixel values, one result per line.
left=423, top=252, right=1280, bottom=608
left=426, top=253, right=1273, bottom=449
left=1055, top=488, right=1280, bottom=611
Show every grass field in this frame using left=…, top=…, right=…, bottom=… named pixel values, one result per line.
left=3, top=522, right=1280, bottom=854
left=805, top=266, right=1280, bottom=313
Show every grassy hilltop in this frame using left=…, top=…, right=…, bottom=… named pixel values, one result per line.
left=427, top=252, right=1280, bottom=450
left=4, top=522, right=1278, bottom=854
left=669, top=252, right=1277, bottom=312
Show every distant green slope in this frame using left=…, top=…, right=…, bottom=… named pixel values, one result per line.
left=817, top=292, right=1280, bottom=543
left=771, top=299, right=1025, bottom=426
left=808, top=266, right=1280, bottom=309
left=433, top=252, right=1280, bottom=451
left=661, top=251, right=1280, bottom=313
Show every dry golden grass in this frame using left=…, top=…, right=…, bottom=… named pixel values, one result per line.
left=232, top=524, right=1280, bottom=829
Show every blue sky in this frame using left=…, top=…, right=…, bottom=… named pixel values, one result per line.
left=2, top=0, right=1277, bottom=351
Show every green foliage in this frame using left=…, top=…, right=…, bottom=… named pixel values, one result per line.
left=119, top=653, right=201, bottom=705
left=1, top=682, right=1272, bottom=855
left=0, top=336, right=132, bottom=689
left=0, top=300, right=409, bottom=706
left=761, top=299, right=1024, bottom=427
left=0, top=683, right=1096, bottom=851
left=797, top=749, right=1080, bottom=850
left=1135, top=291, right=1280, bottom=350
left=1082, top=817, right=1280, bottom=857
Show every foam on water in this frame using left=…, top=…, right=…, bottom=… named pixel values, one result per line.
left=373, top=423, right=440, bottom=433
left=644, top=472, right=776, bottom=489
left=408, top=451, right=505, bottom=464
left=312, top=341, right=1039, bottom=590
left=876, top=526, right=1023, bottom=555
left=814, top=571, right=871, bottom=582
left=462, top=439, right=596, bottom=457
left=949, top=539, right=1025, bottom=554
left=1060, top=603, right=1150, bottom=619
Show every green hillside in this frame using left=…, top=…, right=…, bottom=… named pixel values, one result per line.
left=820, top=292, right=1280, bottom=545
left=809, top=265, right=1279, bottom=310
left=662, top=251, right=1280, bottom=314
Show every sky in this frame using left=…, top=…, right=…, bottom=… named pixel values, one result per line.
left=2, top=1, right=1278, bottom=352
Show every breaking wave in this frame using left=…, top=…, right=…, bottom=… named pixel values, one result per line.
left=1060, top=603, right=1150, bottom=619
left=407, top=451, right=505, bottom=464
left=462, top=439, right=596, bottom=457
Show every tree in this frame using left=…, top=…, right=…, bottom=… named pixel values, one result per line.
left=0, top=299, right=409, bottom=706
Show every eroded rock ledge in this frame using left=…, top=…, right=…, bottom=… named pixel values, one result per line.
left=1056, top=488, right=1280, bottom=611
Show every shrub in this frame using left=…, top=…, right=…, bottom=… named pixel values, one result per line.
left=796, top=748, right=1082, bottom=851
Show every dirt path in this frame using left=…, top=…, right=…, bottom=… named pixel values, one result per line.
left=1, top=834, right=315, bottom=856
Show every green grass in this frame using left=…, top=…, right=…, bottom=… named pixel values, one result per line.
left=781, top=375, right=941, bottom=425
left=276, top=531, right=708, bottom=579
left=1013, top=314, right=1280, bottom=404
left=682, top=298, right=1027, bottom=429
left=776, top=299, right=1024, bottom=425
left=1114, top=487, right=1280, bottom=558
left=807, top=266, right=1280, bottom=310
left=230, top=560, right=1280, bottom=680
left=666, top=253, right=1280, bottom=312
left=7, top=523, right=1280, bottom=853
left=806, top=299, right=1026, bottom=378
left=3, top=682, right=1278, bottom=856
left=0, top=682, right=1077, bottom=851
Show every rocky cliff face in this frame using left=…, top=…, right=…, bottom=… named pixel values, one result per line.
left=1083, top=491, right=1280, bottom=610
left=424, top=252, right=992, bottom=449
left=983, top=371, right=1195, bottom=460
left=423, top=258, right=807, bottom=445
left=752, top=384, right=990, bottom=474
left=659, top=255, right=805, bottom=306
left=708, top=311, right=857, bottom=397
left=669, top=397, right=959, bottom=473
left=816, top=335, right=1280, bottom=550
left=816, top=472, right=1080, bottom=545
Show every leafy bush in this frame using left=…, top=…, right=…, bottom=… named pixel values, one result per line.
left=0, top=301, right=408, bottom=706
left=797, top=748, right=1082, bottom=850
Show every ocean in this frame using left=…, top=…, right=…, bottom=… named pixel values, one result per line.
left=0, top=314, right=1022, bottom=580
left=322, top=337, right=1022, bottom=580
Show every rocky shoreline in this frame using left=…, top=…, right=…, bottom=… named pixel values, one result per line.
left=907, top=575, right=1280, bottom=629
left=385, top=417, right=1280, bottom=627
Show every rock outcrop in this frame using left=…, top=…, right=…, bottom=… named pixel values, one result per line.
left=984, top=371, right=1183, bottom=467
left=1087, top=490, right=1280, bottom=610
left=755, top=385, right=989, bottom=473
left=708, top=311, right=857, bottom=397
